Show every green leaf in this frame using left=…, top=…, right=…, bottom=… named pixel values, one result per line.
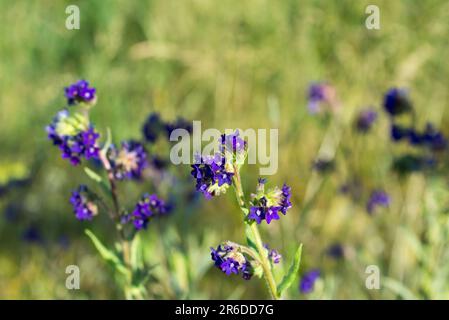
left=277, top=244, right=303, bottom=297
left=130, top=234, right=143, bottom=271
left=84, top=167, right=111, bottom=195
left=84, top=167, right=102, bottom=183
left=85, top=229, right=130, bottom=277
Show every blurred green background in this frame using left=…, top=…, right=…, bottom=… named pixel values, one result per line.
left=1, top=0, right=449, bottom=299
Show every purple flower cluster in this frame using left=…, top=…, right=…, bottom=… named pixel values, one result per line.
left=191, top=154, right=234, bottom=199
left=299, top=269, right=320, bottom=294
left=248, top=181, right=292, bottom=225
left=392, top=123, right=447, bottom=152
left=367, top=190, right=390, bottom=214
left=127, top=194, right=169, bottom=230
left=248, top=201, right=280, bottom=224
left=65, top=80, right=96, bottom=106
left=46, top=110, right=100, bottom=165
left=356, top=108, right=378, bottom=132
left=383, top=88, right=447, bottom=151
left=279, top=184, right=292, bottom=214
left=220, top=130, right=247, bottom=154
left=210, top=244, right=253, bottom=280
left=165, top=117, right=193, bottom=138
left=384, top=88, right=447, bottom=174
left=70, top=185, right=98, bottom=221
left=142, top=112, right=193, bottom=143
left=107, top=141, right=148, bottom=180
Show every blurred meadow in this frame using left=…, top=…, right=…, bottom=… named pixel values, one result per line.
left=1, top=0, right=449, bottom=299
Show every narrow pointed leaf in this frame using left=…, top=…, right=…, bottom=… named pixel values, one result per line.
left=277, top=244, right=303, bottom=297
left=85, top=229, right=129, bottom=277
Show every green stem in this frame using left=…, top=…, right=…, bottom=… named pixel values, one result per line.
left=250, top=223, right=278, bottom=300
left=99, top=149, right=134, bottom=298
left=232, top=167, right=279, bottom=300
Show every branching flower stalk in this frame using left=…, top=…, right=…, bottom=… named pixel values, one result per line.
left=191, top=131, right=302, bottom=299
left=232, top=167, right=278, bottom=299
left=96, top=149, right=134, bottom=299
left=46, top=80, right=174, bottom=299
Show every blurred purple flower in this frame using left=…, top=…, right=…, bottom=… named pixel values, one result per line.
left=326, top=244, right=345, bottom=260
left=22, top=226, right=44, bottom=245
left=127, top=193, right=170, bottom=230
left=70, top=185, right=97, bottom=221
left=107, top=141, right=148, bottom=180
left=142, top=113, right=165, bottom=143
left=46, top=110, right=100, bottom=165
left=383, top=88, right=412, bottom=116
left=356, top=108, right=378, bottom=132
left=300, top=269, right=320, bottom=294
left=367, top=190, right=390, bottom=214
left=307, top=82, right=338, bottom=114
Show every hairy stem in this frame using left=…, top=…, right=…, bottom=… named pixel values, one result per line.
left=232, top=167, right=279, bottom=300
left=250, top=223, right=278, bottom=300
left=98, top=149, right=133, bottom=298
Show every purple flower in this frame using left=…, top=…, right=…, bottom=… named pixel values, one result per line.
left=391, top=124, right=411, bottom=142
left=248, top=206, right=265, bottom=224
left=60, top=128, right=100, bottom=165
left=46, top=110, right=100, bottom=165
left=300, top=269, right=320, bottom=294
left=190, top=154, right=234, bottom=199
left=279, top=184, right=292, bottom=215
left=248, top=181, right=292, bottom=224
left=220, top=258, right=240, bottom=275
left=165, top=117, right=193, bottom=138
left=64, top=80, right=96, bottom=106
left=241, top=261, right=253, bottom=280
left=107, top=141, right=148, bottom=180
left=265, top=206, right=280, bottom=224
left=129, top=193, right=169, bottom=230
left=356, top=108, right=378, bottom=132
left=142, top=113, right=165, bottom=143
left=419, top=123, right=447, bottom=151
left=220, top=130, right=247, bottom=154
left=210, top=244, right=253, bottom=280
left=264, top=244, right=282, bottom=264
left=210, top=246, right=225, bottom=267
left=70, top=185, right=97, bottom=221
left=307, top=82, right=338, bottom=114
left=383, top=88, right=412, bottom=116
left=217, top=171, right=233, bottom=187
left=367, top=190, right=390, bottom=214
left=46, top=110, right=68, bottom=145
left=391, top=122, right=447, bottom=152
